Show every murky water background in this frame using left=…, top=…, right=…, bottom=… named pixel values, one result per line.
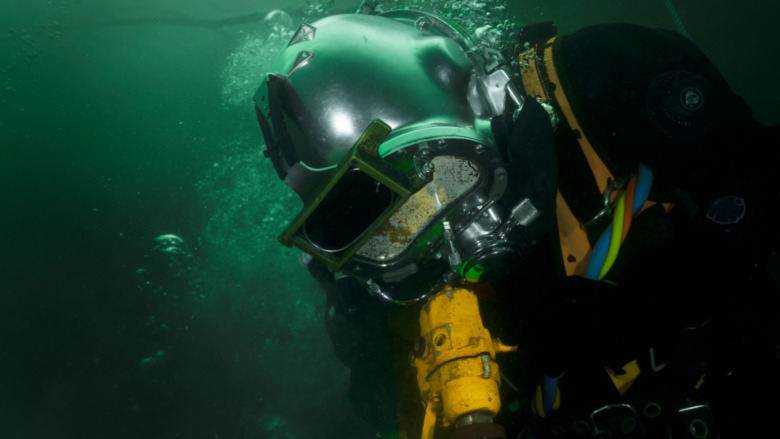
left=1, top=0, right=777, bottom=437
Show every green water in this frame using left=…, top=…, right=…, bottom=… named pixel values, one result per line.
left=0, top=0, right=777, bottom=438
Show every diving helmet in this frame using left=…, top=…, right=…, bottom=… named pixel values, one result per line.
left=254, top=10, right=551, bottom=303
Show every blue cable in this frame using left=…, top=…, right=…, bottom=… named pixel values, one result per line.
left=632, top=163, right=653, bottom=214
left=585, top=224, right=612, bottom=280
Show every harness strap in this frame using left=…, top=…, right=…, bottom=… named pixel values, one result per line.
left=534, top=38, right=616, bottom=193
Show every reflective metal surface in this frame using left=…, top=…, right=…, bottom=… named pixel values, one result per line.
left=254, top=11, right=545, bottom=292
left=266, top=13, right=478, bottom=167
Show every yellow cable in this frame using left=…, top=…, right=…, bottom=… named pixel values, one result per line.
left=600, top=193, right=626, bottom=279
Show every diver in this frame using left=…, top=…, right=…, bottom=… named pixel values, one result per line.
left=251, top=4, right=780, bottom=439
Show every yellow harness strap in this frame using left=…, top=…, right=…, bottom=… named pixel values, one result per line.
left=555, top=193, right=591, bottom=276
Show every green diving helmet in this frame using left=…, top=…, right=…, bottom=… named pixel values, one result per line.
left=254, top=10, right=554, bottom=303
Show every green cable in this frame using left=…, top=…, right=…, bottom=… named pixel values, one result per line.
left=664, top=0, right=691, bottom=39
left=599, top=192, right=626, bottom=279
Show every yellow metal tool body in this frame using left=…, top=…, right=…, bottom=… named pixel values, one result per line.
left=413, top=285, right=516, bottom=438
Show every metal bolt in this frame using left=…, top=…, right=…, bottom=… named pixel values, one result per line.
left=481, top=354, right=491, bottom=378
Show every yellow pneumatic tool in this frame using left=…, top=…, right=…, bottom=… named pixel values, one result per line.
left=412, top=285, right=517, bottom=439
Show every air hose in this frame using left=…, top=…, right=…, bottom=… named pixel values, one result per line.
left=585, top=164, right=653, bottom=280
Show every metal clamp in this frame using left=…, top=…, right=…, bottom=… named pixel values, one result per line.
left=581, top=176, right=630, bottom=230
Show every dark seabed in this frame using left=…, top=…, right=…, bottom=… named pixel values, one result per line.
left=1, top=0, right=777, bottom=438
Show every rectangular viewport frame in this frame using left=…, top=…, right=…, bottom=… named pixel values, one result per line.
left=278, top=119, right=427, bottom=270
